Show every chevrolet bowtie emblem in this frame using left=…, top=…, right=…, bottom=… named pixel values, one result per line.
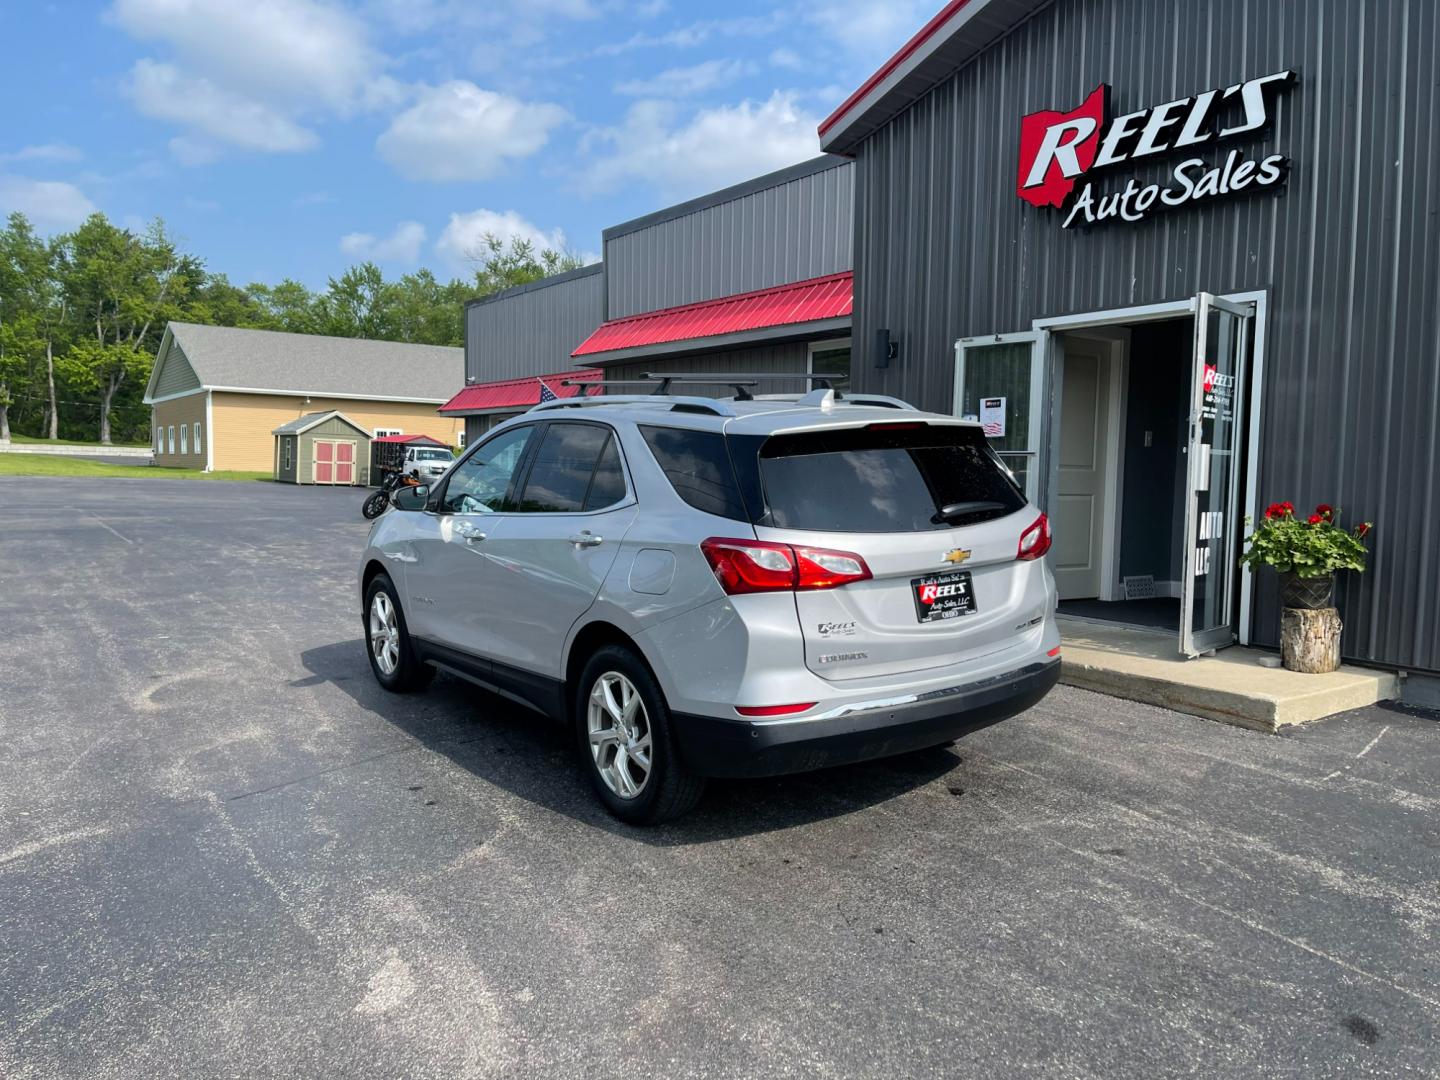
left=942, top=548, right=971, bottom=565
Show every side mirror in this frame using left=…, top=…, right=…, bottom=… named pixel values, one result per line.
left=391, top=484, right=430, bottom=511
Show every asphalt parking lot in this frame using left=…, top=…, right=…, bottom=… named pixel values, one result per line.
left=2, top=478, right=1438, bottom=1079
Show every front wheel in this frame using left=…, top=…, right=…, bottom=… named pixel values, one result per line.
left=362, top=491, right=389, bottom=519
left=363, top=574, right=433, bottom=692
left=575, top=646, right=703, bottom=825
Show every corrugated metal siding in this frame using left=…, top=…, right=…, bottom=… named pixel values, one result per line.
left=851, top=0, right=1440, bottom=670
left=606, top=164, right=854, bottom=319
left=604, top=343, right=815, bottom=398
left=465, top=268, right=605, bottom=384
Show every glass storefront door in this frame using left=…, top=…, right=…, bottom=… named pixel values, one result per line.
left=954, top=332, right=1044, bottom=502
left=1180, top=293, right=1253, bottom=656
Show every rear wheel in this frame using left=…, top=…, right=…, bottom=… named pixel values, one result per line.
left=576, top=646, right=703, bottom=825
left=363, top=574, right=433, bottom=692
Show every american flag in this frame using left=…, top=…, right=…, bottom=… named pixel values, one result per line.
left=982, top=420, right=1004, bottom=437
left=537, top=379, right=558, bottom=403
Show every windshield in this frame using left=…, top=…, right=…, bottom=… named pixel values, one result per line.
left=413, top=448, right=453, bottom=462
left=757, top=424, right=1025, bottom=532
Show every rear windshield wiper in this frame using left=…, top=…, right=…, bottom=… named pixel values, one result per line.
left=931, top=500, right=1009, bottom=524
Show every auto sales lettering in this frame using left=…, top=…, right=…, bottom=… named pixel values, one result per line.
left=1017, top=70, right=1295, bottom=228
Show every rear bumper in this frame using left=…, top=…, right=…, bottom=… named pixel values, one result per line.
left=672, top=659, right=1060, bottom=779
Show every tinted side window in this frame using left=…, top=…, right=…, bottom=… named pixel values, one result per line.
left=440, top=426, right=534, bottom=514
left=584, top=435, right=626, bottom=510
left=759, top=425, right=1026, bottom=532
left=516, top=423, right=612, bottom=513
left=640, top=425, right=748, bottom=521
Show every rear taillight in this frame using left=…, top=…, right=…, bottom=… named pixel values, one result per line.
left=1017, top=513, right=1052, bottom=561
left=700, top=537, right=872, bottom=595
left=736, top=702, right=817, bottom=717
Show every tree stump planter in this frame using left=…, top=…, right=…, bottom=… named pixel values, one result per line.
left=1280, top=607, right=1342, bottom=673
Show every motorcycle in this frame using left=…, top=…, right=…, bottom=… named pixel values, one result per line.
left=362, top=469, right=421, bottom=520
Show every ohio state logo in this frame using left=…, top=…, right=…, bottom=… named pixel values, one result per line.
left=1016, top=70, right=1295, bottom=227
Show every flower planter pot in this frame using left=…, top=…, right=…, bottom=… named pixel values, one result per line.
left=1279, top=572, right=1335, bottom=610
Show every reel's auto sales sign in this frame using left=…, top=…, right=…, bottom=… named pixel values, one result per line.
left=1017, top=70, right=1294, bottom=228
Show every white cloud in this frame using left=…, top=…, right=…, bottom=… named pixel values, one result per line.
left=130, top=60, right=318, bottom=157
left=339, top=221, right=427, bottom=264
left=111, top=0, right=389, bottom=113
left=615, top=59, right=754, bottom=97
left=435, top=208, right=570, bottom=271
left=769, top=47, right=804, bottom=71
left=581, top=91, right=821, bottom=199
left=0, top=175, right=97, bottom=230
left=594, top=13, right=784, bottom=56
left=804, top=0, right=930, bottom=56
left=376, top=82, right=567, bottom=182
left=1, top=143, right=84, bottom=164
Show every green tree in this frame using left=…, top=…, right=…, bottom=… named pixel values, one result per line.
left=62, top=214, right=194, bottom=443
left=469, top=233, right=586, bottom=298
left=315, top=262, right=392, bottom=340
left=249, top=278, right=321, bottom=334
left=0, top=213, right=68, bottom=440
left=189, top=273, right=279, bottom=329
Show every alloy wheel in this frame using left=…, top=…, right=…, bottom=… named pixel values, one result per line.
left=369, top=591, right=400, bottom=676
left=587, top=671, right=652, bottom=799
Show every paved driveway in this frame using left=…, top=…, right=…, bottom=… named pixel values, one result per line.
left=2, top=478, right=1437, bottom=1079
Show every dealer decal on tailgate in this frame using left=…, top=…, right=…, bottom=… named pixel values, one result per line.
left=911, top=570, right=977, bottom=623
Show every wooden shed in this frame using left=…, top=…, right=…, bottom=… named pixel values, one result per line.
left=272, top=411, right=372, bottom=486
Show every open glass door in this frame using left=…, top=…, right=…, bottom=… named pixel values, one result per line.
left=1180, top=293, right=1252, bottom=657
left=955, top=332, right=1045, bottom=503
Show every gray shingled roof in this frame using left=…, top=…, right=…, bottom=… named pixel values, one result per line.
left=165, top=322, right=463, bottom=401
left=271, top=410, right=369, bottom=436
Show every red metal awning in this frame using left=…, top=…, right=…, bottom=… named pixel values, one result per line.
left=571, top=271, right=852, bottom=360
left=372, top=433, right=449, bottom=445
left=438, top=369, right=602, bottom=415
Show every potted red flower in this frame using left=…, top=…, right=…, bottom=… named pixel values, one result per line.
left=1240, top=503, right=1373, bottom=671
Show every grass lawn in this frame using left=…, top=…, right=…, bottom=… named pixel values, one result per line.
left=0, top=455, right=269, bottom=482
left=6, top=433, right=151, bottom=447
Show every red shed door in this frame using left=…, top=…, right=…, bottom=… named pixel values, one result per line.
left=335, top=441, right=355, bottom=485
left=314, top=440, right=335, bottom=484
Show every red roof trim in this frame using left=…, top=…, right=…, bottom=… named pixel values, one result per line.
left=372, top=433, right=449, bottom=444
left=438, top=368, right=601, bottom=414
left=818, top=0, right=974, bottom=139
left=571, top=271, right=853, bottom=359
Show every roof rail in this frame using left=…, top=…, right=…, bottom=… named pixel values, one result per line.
left=530, top=394, right=737, bottom=417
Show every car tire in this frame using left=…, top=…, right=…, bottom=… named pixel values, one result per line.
left=575, top=645, right=704, bottom=825
left=363, top=573, right=434, bottom=693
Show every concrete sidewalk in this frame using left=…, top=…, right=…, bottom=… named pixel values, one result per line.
left=1058, top=616, right=1398, bottom=732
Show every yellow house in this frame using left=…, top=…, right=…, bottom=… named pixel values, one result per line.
left=143, top=323, right=464, bottom=475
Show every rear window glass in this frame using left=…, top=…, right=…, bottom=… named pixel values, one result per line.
left=517, top=423, right=612, bottom=513
left=640, top=426, right=748, bottom=522
left=758, top=425, right=1025, bottom=533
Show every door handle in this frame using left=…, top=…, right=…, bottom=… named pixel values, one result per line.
left=569, top=532, right=603, bottom=548
left=457, top=522, right=487, bottom=542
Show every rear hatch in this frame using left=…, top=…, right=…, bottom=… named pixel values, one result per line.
left=749, top=422, right=1048, bottom=682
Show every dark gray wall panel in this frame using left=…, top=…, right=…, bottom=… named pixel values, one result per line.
left=464, top=266, right=604, bottom=384
left=603, top=343, right=813, bottom=398
left=851, top=0, right=1440, bottom=670
left=605, top=161, right=853, bottom=319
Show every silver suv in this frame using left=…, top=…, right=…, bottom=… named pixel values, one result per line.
left=359, top=390, right=1060, bottom=823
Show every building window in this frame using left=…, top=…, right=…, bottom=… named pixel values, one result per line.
left=168, top=426, right=176, bottom=454
left=374, top=427, right=403, bottom=437
left=808, top=338, right=853, bottom=385
left=180, top=424, right=188, bottom=454
left=193, top=422, right=202, bottom=454
left=155, top=426, right=163, bottom=454
left=457, top=429, right=466, bottom=448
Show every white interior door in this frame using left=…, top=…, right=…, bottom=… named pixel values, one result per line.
left=1052, top=340, right=1111, bottom=599
left=1180, top=293, right=1252, bottom=657
left=954, top=332, right=1045, bottom=503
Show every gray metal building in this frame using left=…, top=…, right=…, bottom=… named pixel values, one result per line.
left=821, top=0, right=1439, bottom=673
left=444, top=264, right=604, bottom=445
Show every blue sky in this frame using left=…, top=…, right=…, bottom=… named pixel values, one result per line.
left=0, top=0, right=931, bottom=289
